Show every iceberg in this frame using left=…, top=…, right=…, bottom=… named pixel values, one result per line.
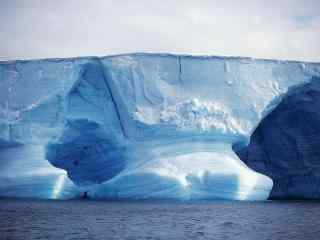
left=0, top=53, right=319, bottom=200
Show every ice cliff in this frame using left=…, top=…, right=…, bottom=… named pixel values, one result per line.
left=0, top=53, right=319, bottom=200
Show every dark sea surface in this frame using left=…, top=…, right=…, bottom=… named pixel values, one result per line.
left=0, top=199, right=320, bottom=240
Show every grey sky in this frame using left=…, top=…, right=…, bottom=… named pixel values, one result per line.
left=0, top=0, right=319, bottom=61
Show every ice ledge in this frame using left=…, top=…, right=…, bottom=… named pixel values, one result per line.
left=87, top=141, right=273, bottom=201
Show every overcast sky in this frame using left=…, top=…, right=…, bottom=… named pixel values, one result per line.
left=0, top=0, right=319, bottom=61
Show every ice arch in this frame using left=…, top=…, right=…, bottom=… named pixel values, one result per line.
left=0, top=53, right=320, bottom=200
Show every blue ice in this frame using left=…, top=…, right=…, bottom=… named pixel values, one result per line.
left=1, top=53, right=320, bottom=200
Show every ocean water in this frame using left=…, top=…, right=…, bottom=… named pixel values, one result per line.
left=0, top=199, right=319, bottom=240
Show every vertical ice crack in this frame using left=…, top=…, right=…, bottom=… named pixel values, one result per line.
left=97, top=59, right=127, bottom=138
left=178, top=56, right=183, bottom=84
left=8, top=124, right=13, bottom=143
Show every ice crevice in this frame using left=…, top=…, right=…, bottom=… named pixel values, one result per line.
left=97, top=59, right=127, bottom=138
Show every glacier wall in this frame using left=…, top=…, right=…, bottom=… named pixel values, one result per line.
left=0, top=53, right=320, bottom=200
